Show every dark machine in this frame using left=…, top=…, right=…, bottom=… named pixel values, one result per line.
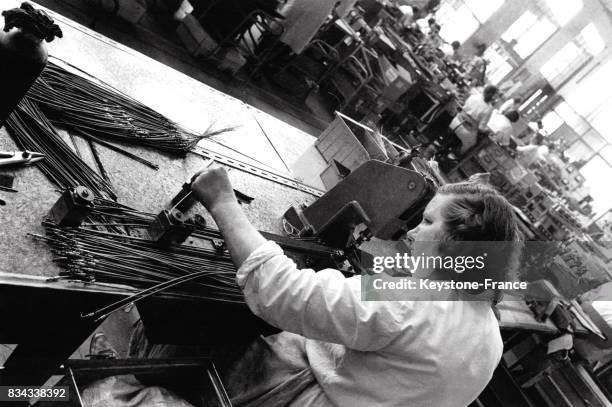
left=0, top=2, right=62, bottom=126
left=284, top=159, right=435, bottom=249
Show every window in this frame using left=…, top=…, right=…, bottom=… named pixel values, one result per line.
left=549, top=101, right=612, bottom=162
left=579, top=156, right=612, bottom=215
left=541, top=0, right=583, bottom=26
left=589, top=104, right=612, bottom=144
left=564, top=60, right=612, bottom=142
left=540, top=24, right=603, bottom=90
left=550, top=123, right=578, bottom=144
left=436, top=0, right=504, bottom=43
left=567, top=140, right=595, bottom=162
left=582, top=130, right=607, bottom=152
left=565, top=60, right=612, bottom=119
left=502, top=11, right=556, bottom=59
left=502, top=11, right=537, bottom=42
left=436, top=1, right=480, bottom=43
left=580, top=23, right=605, bottom=56
left=463, top=0, right=504, bottom=23
left=555, top=101, right=590, bottom=135
left=540, top=42, right=590, bottom=88
left=483, top=44, right=513, bottom=85
left=601, top=145, right=612, bottom=166
left=541, top=110, right=564, bottom=134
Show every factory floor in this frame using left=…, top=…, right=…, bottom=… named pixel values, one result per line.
left=31, top=0, right=334, bottom=138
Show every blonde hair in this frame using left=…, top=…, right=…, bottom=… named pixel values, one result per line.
left=436, top=182, right=523, bottom=298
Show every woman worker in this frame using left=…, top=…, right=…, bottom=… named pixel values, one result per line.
left=186, top=168, right=523, bottom=406
left=465, top=42, right=488, bottom=87
left=450, top=85, right=499, bottom=154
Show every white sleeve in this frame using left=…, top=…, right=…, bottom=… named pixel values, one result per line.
left=478, top=107, right=493, bottom=131
left=499, top=99, right=513, bottom=112
left=236, top=241, right=402, bottom=351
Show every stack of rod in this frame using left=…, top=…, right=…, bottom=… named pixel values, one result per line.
left=30, top=197, right=244, bottom=302
left=33, top=199, right=337, bottom=303
left=28, top=62, right=207, bottom=155
left=4, top=62, right=235, bottom=198
left=5, top=98, right=117, bottom=199
left=35, top=219, right=245, bottom=303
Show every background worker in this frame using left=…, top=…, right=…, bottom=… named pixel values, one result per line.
left=423, top=18, right=444, bottom=49
left=488, top=110, right=520, bottom=147
left=465, top=42, right=488, bottom=87
left=449, top=40, right=465, bottom=64
left=449, top=85, right=499, bottom=154
left=499, top=96, right=523, bottom=114
left=398, top=4, right=421, bottom=29
left=516, top=133, right=551, bottom=168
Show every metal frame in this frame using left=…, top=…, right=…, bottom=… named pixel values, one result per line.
left=278, top=39, right=341, bottom=101
left=326, top=44, right=375, bottom=112
left=203, top=10, right=285, bottom=80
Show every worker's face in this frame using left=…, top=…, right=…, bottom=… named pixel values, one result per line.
left=406, top=194, right=451, bottom=242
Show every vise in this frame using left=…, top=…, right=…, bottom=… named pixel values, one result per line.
left=147, top=161, right=253, bottom=247
left=48, top=186, right=95, bottom=227
left=147, top=208, right=197, bottom=247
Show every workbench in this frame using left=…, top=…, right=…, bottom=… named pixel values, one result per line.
left=0, top=1, right=324, bottom=387
left=0, top=0, right=328, bottom=272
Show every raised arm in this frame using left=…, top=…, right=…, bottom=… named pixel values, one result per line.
left=191, top=168, right=266, bottom=267
left=190, top=168, right=401, bottom=350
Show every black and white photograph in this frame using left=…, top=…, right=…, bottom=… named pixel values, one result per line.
left=2, top=0, right=612, bottom=406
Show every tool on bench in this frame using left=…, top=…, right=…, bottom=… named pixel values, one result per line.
left=0, top=174, right=16, bottom=193
left=0, top=151, right=44, bottom=205
left=48, top=186, right=95, bottom=227
left=0, top=150, right=45, bottom=167
left=148, top=208, right=197, bottom=247
left=147, top=160, right=216, bottom=246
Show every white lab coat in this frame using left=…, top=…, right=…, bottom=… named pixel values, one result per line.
left=233, top=241, right=504, bottom=406
left=488, top=111, right=514, bottom=146
left=81, top=241, right=504, bottom=407
left=516, top=144, right=549, bottom=167
left=450, top=94, right=494, bottom=153
left=399, top=5, right=415, bottom=28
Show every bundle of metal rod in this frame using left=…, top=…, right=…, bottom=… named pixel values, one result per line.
left=31, top=197, right=340, bottom=320
left=74, top=128, right=160, bottom=170
left=84, top=270, right=228, bottom=322
left=26, top=62, right=226, bottom=155
left=5, top=98, right=117, bottom=199
left=33, top=219, right=245, bottom=303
